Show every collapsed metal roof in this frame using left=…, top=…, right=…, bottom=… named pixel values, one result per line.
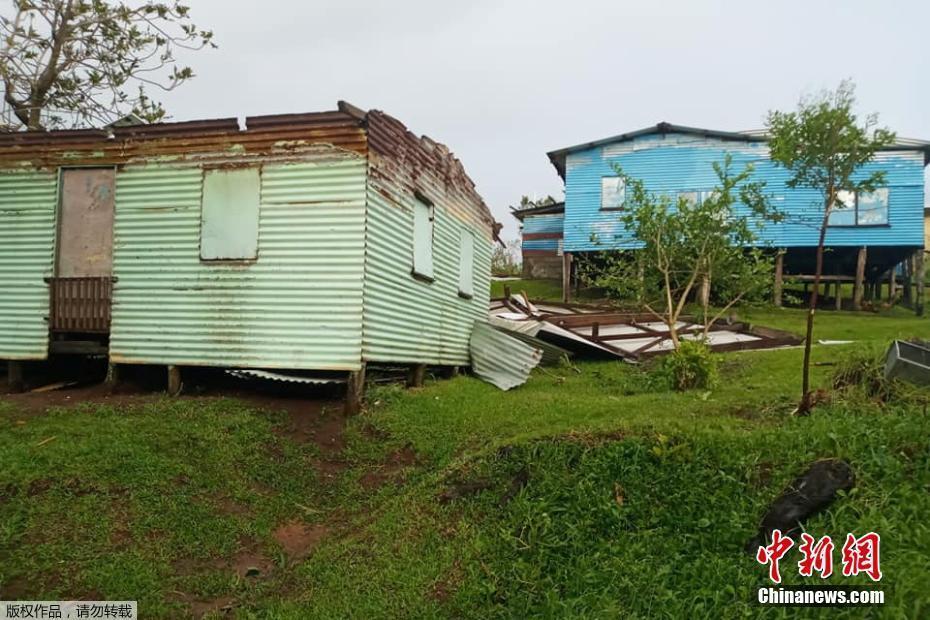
left=490, top=295, right=802, bottom=361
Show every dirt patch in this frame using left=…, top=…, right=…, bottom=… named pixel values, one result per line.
left=273, top=520, right=329, bottom=559
left=360, top=445, right=418, bottom=490
left=1, top=383, right=157, bottom=417
left=182, top=594, right=236, bottom=619
left=429, top=560, right=463, bottom=604
left=0, top=576, right=32, bottom=599
left=212, top=495, right=252, bottom=518
left=173, top=538, right=274, bottom=581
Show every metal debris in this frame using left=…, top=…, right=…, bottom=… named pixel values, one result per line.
left=469, top=321, right=542, bottom=390
left=884, top=340, right=930, bottom=385
left=490, top=294, right=801, bottom=361
left=226, top=369, right=347, bottom=385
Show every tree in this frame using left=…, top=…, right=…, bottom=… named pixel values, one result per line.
left=0, top=0, right=215, bottom=131
left=767, top=81, right=895, bottom=412
left=491, top=238, right=521, bottom=277
left=583, top=155, right=779, bottom=347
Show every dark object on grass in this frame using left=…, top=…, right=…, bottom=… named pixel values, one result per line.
left=746, top=459, right=855, bottom=553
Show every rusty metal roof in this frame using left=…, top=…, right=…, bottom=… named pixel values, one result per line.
left=0, top=100, right=499, bottom=234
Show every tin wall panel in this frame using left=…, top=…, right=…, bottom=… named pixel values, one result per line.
left=0, top=170, right=57, bottom=359
left=363, top=175, right=492, bottom=365
left=110, top=154, right=366, bottom=369
left=522, top=213, right=564, bottom=251
left=563, top=135, right=925, bottom=253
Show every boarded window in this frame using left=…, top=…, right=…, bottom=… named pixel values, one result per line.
left=601, top=177, right=625, bottom=210
left=200, top=168, right=261, bottom=260
left=828, top=189, right=888, bottom=227
left=412, top=197, right=434, bottom=280
left=458, top=229, right=475, bottom=298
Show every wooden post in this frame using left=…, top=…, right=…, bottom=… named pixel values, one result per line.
left=888, top=268, right=897, bottom=303
left=105, top=362, right=120, bottom=389
left=166, top=365, right=182, bottom=396
left=903, top=254, right=914, bottom=306
left=561, top=252, right=573, bottom=303
left=7, top=361, right=24, bottom=393
left=345, top=364, right=366, bottom=416
left=503, top=285, right=511, bottom=299
left=406, top=363, right=426, bottom=388
left=853, top=246, right=867, bottom=311
left=773, top=250, right=784, bottom=307
left=834, top=281, right=842, bottom=311
left=591, top=323, right=600, bottom=341
left=916, top=251, right=926, bottom=317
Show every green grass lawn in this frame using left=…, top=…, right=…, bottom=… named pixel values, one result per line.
left=2, top=291, right=929, bottom=618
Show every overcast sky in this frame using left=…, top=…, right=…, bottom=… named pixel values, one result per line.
left=162, top=0, right=929, bottom=241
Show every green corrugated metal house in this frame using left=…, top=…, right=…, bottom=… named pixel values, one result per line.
left=0, top=101, right=497, bottom=408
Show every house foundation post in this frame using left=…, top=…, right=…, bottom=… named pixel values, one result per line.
left=345, top=363, right=367, bottom=416
left=916, top=251, right=926, bottom=317
left=7, top=361, right=24, bottom=393
left=853, top=246, right=867, bottom=311
left=166, top=365, right=182, bottom=397
left=561, top=252, right=573, bottom=303
left=773, top=250, right=784, bottom=307
left=407, top=364, right=427, bottom=388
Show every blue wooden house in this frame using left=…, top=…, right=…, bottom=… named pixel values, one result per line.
left=546, top=123, right=930, bottom=310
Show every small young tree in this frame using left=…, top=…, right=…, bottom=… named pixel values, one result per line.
left=585, top=154, right=778, bottom=347
left=0, top=0, right=215, bottom=130
left=767, top=81, right=895, bottom=412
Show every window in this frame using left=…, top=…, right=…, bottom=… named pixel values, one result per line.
left=458, top=229, right=475, bottom=298
left=601, top=177, right=625, bottom=210
left=677, top=191, right=699, bottom=206
left=412, top=196, right=435, bottom=280
left=200, top=167, right=261, bottom=260
left=828, top=189, right=889, bottom=227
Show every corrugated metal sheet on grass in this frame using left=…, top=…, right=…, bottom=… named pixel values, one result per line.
left=0, top=170, right=56, bottom=359
left=564, top=134, right=925, bottom=253
left=469, top=321, right=542, bottom=390
left=363, top=176, right=492, bottom=365
left=110, top=154, right=366, bottom=369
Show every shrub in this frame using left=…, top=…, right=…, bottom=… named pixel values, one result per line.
left=655, top=340, right=719, bottom=391
left=830, top=342, right=927, bottom=404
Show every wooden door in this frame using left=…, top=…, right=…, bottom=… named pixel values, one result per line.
left=50, top=168, right=115, bottom=333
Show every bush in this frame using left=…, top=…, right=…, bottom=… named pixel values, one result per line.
left=655, top=340, right=719, bottom=391
left=830, top=342, right=929, bottom=404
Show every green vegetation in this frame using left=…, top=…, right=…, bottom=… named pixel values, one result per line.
left=2, top=301, right=929, bottom=618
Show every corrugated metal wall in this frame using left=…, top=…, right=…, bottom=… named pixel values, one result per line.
left=522, top=213, right=564, bottom=251
left=110, top=154, right=367, bottom=370
left=564, top=134, right=926, bottom=253
left=363, top=176, right=492, bottom=365
left=0, top=170, right=57, bottom=360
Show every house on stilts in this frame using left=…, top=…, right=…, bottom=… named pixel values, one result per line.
left=545, top=122, right=930, bottom=312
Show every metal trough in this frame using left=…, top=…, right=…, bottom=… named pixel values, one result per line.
left=884, top=340, right=930, bottom=385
